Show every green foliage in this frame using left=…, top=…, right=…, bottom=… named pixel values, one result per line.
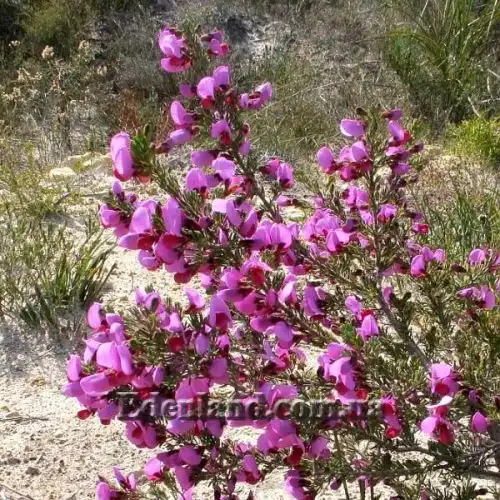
left=385, top=0, right=499, bottom=123
left=420, top=186, right=500, bottom=261
left=22, top=0, right=80, bottom=55
left=236, top=47, right=339, bottom=162
left=21, top=0, right=150, bottom=56
left=0, top=151, right=116, bottom=331
left=446, top=116, right=500, bottom=168
left=0, top=0, right=25, bottom=46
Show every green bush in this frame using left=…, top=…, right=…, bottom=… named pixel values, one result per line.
left=446, top=116, right=500, bottom=168
left=385, top=0, right=499, bottom=124
left=418, top=184, right=500, bottom=261
left=20, top=0, right=151, bottom=56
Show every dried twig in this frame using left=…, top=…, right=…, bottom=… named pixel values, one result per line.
left=0, top=482, right=36, bottom=500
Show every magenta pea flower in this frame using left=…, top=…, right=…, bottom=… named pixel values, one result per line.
left=468, top=248, right=487, bottom=265
left=257, top=418, right=304, bottom=454
left=382, top=108, right=403, bottom=120
left=125, top=421, right=158, bottom=449
left=285, top=469, right=314, bottom=499
left=179, top=82, right=196, bottom=98
left=110, top=132, right=134, bottom=181
left=170, top=100, right=195, bottom=127
left=340, top=118, right=366, bottom=137
left=213, top=65, right=230, bottom=87
left=159, top=27, right=191, bottom=73
left=307, top=435, right=330, bottom=459
left=377, top=204, right=397, bottom=223
left=458, top=285, right=496, bottom=309
left=191, top=149, right=216, bottom=167
left=144, top=452, right=175, bottom=481
left=96, top=481, right=119, bottom=500
left=178, top=445, right=202, bottom=466
left=345, top=295, right=362, bottom=316
left=410, top=254, right=426, bottom=277
left=236, top=454, right=262, bottom=484
left=356, top=313, right=379, bottom=341
left=343, top=186, right=369, bottom=210
left=411, top=222, right=430, bottom=234
left=212, top=156, right=236, bottom=181
left=316, top=146, right=337, bottom=174
left=197, top=76, right=216, bottom=107
left=303, top=284, right=326, bottom=319
left=112, top=468, right=137, bottom=491
left=420, top=396, right=455, bottom=445
left=95, top=341, right=134, bottom=375
left=388, top=120, right=412, bottom=145
left=211, top=119, right=232, bottom=145
left=185, top=288, right=205, bottom=312
left=208, top=37, right=228, bottom=57
left=430, top=363, right=459, bottom=397
left=208, top=295, right=233, bottom=330
left=185, top=167, right=208, bottom=193
left=270, top=321, right=294, bottom=349
left=326, top=228, right=350, bottom=254
left=380, top=395, right=402, bottom=438
left=277, top=162, right=294, bottom=189
left=239, top=82, right=273, bottom=110
left=202, top=31, right=228, bottom=57
left=209, top=357, right=229, bottom=384
left=471, top=411, right=489, bottom=433
left=98, top=204, right=121, bottom=229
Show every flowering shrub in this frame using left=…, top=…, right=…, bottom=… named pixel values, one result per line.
left=64, top=25, right=500, bottom=499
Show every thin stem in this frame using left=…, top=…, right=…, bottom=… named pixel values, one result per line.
left=377, top=291, right=430, bottom=370
left=334, top=432, right=351, bottom=500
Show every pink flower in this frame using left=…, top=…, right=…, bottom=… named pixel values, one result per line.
left=239, top=82, right=273, bottom=110
left=421, top=397, right=455, bottom=445
left=144, top=452, right=175, bottom=481
left=185, top=168, right=208, bottom=192
left=185, top=288, right=205, bottom=311
left=257, top=418, right=304, bottom=454
left=356, top=313, right=379, bottom=341
left=208, top=295, right=233, bottom=330
left=468, top=248, right=487, bottom=265
left=236, top=454, right=262, bottom=484
left=277, top=162, right=294, bottom=189
left=343, top=186, right=369, bottom=210
left=110, top=132, right=134, bottom=181
left=380, top=395, right=402, bottom=438
left=430, top=363, right=459, bottom=397
left=316, top=146, right=337, bottom=174
left=113, top=468, right=137, bottom=491
left=170, top=100, right=195, bottom=127
left=211, top=119, right=232, bottom=144
left=125, top=421, right=158, bottom=448
left=159, top=28, right=191, bottom=73
left=307, top=435, right=330, bottom=459
left=377, top=204, right=397, bottom=223
left=96, top=482, right=119, bottom=500
left=458, top=285, right=496, bottom=309
left=212, top=157, right=236, bottom=181
left=340, top=118, right=365, bottom=137
left=471, top=411, right=489, bottom=433
left=202, top=31, right=229, bottom=57
left=284, top=469, right=314, bottom=499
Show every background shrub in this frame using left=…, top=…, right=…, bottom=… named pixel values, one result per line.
left=385, top=0, right=499, bottom=124
left=446, top=116, right=500, bottom=168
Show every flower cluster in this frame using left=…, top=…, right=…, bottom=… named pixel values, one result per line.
left=64, top=24, right=500, bottom=499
